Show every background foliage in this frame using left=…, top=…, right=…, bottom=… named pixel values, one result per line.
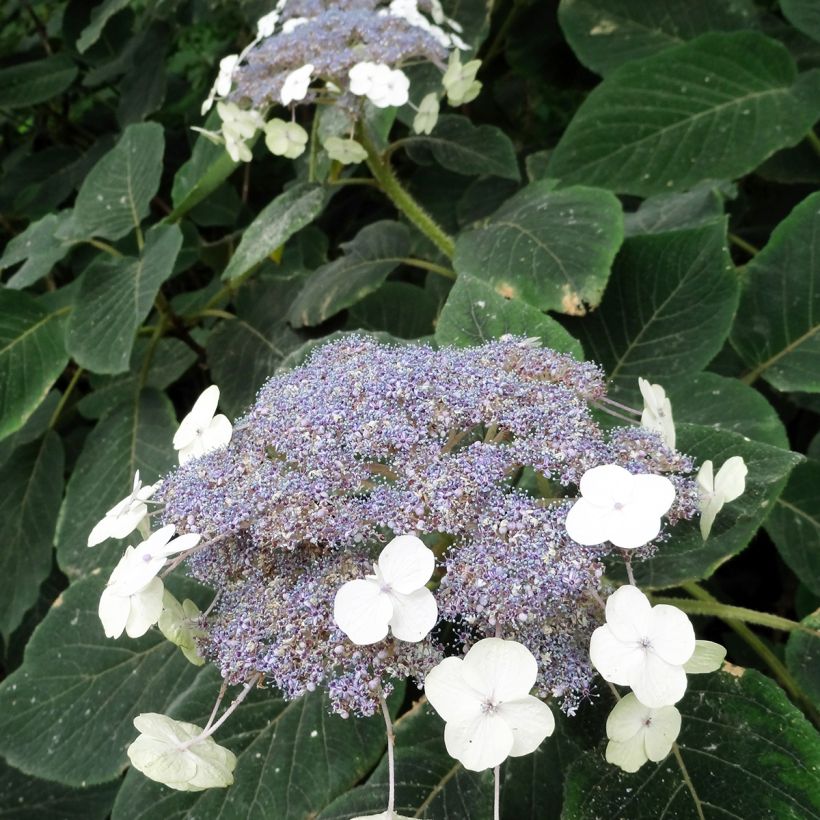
left=0, top=0, right=819, bottom=817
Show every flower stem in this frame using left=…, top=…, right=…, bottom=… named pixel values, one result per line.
left=622, top=551, right=636, bottom=586
left=728, top=232, right=759, bottom=257
left=182, top=674, right=260, bottom=749
left=358, top=127, right=455, bottom=259
left=493, top=764, right=501, bottom=820
left=807, top=128, right=820, bottom=159
left=48, top=366, right=84, bottom=429
left=204, top=682, right=228, bottom=732
left=378, top=690, right=396, bottom=815
left=672, top=744, right=705, bottom=820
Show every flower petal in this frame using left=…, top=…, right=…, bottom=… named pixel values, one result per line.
left=605, top=735, right=649, bottom=773
left=715, top=456, right=747, bottom=503
left=174, top=386, right=220, bottom=450
left=425, top=657, right=484, bottom=723
left=99, top=587, right=129, bottom=639
left=579, top=464, right=632, bottom=505
left=605, top=692, right=647, bottom=743
left=333, top=579, right=392, bottom=645
left=462, top=637, right=538, bottom=702
left=565, top=498, right=610, bottom=546
left=631, top=473, right=676, bottom=517
left=378, top=535, right=435, bottom=594
left=589, top=626, right=646, bottom=686
left=648, top=604, right=696, bottom=666
left=205, top=414, right=233, bottom=451
left=158, top=532, right=202, bottom=559
left=683, top=640, right=726, bottom=674
left=629, top=651, right=688, bottom=708
left=388, top=587, right=438, bottom=642
left=643, top=705, right=681, bottom=762
left=444, top=712, right=514, bottom=771
left=497, top=695, right=555, bottom=756
left=699, top=494, right=723, bottom=540
left=125, top=577, right=165, bottom=638
left=87, top=516, right=115, bottom=547
left=605, top=505, right=662, bottom=549
left=605, top=585, right=652, bottom=642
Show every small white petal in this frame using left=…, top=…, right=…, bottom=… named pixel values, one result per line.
left=605, top=692, right=648, bottom=743
left=715, top=456, right=747, bottom=503
left=334, top=579, right=392, bottom=645
left=205, top=414, right=233, bottom=450
left=377, top=535, right=435, bottom=593
left=683, top=640, right=726, bottom=674
left=497, top=696, right=555, bottom=756
left=605, top=505, right=663, bottom=550
left=424, top=657, right=484, bottom=724
left=631, top=473, right=676, bottom=517
left=648, top=605, right=696, bottom=667
left=578, top=464, right=631, bottom=505
left=461, top=637, right=538, bottom=702
left=564, top=497, right=610, bottom=546
left=125, top=577, right=165, bottom=638
left=699, top=494, right=723, bottom=540
left=589, top=626, right=647, bottom=686
left=643, top=705, right=681, bottom=762
left=696, top=460, right=714, bottom=496
left=444, top=712, right=513, bottom=772
left=174, top=386, right=220, bottom=450
left=387, top=586, right=437, bottom=642
left=99, top=587, right=130, bottom=638
left=605, top=735, right=649, bottom=773
left=605, top=585, right=653, bottom=642
left=630, top=651, right=688, bottom=708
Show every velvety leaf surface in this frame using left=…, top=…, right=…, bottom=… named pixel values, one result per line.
left=453, top=182, right=623, bottom=313
left=730, top=190, right=820, bottom=392
left=548, top=33, right=820, bottom=195
left=623, top=182, right=732, bottom=237
left=781, top=0, right=820, bottom=44
left=0, top=212, right=75, bottom=289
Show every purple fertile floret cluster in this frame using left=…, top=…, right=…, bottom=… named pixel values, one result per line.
left=158, top=336, right=698, bottom=717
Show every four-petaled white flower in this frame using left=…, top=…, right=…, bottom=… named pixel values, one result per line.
left=324, top=137, right=368, bottom=165
left=256, top=10, right=279, bottom=38
left=696, top=456, right=748, bottom=540
left=173, top=385, right=233, bottom=464
left=442, top=51, right=481, bottom=105
left=425, top=637, right=555, bottom=772
left=605, top=692, right=681, bottom=773
left=565, top=464, right=675, bottom=550
left=333, top=535, right=438, bottom=645
left=413, top=93, right=439, bottom=135
left=264, top=119, right=309, bottom=159
left=590, top=585, right=695, bottom=707
left=638, top=377, right=675, bottom=449
left=158, top=590, right=206, bottom=666
left=348, top=62, right=410, bottom=108
left=216, top=101, right=264, bottom=163
left=127, top=713, right=236, bottom=791
left=87, top=470, right=157, bottom=547
left=280, top=63, right=314, bottom=105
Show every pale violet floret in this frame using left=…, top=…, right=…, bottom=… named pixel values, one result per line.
left=201, top=54, right=240, bottom=115
left=127, top=713, right=236, bottom=791
left=324, top=136, right=368, bottom=165
left=87, top=470, right=157, bottom=546
left=565, top=464, right=676, bottom=550
left=605, top=692, right=681, bottom=773
left=348, top=62, right=410, bottom=108
left=442, top=50, right=481, bottom=105
left=590, top=585, right=695, bottom=707
left=638, top=377, right=675, bottom=449
left=333, top=535, right=438, bottom=645
left=173, top=385, right=233, bottom=465
left=696, top=456, right=748, bottom=539
left=280, top=63, right=314, bottom=105
left=264, top=119, right=309, bottom=159
left=413, top=92, right=439, bottom=134
left=425, top=637, right=555, bottom=772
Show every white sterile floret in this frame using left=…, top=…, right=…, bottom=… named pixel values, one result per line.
left=99, top=561, right=165, bottom=640
left=638, top=377, right=675, bottom=449
left=565, top=464, right=675, bottom=549
left=216, top=102, right=264, bottom=163
left=442, top=51, right=481, bottom=105
left=158, top=590, right=206, bottom=666
left=413, top=93, right=440, bottom=135
left=173, top=385, right=233, bottom=465
left=281, top=16, right=308, bottom=33
left=333, top=535, right=438, bottom=645
left=280, top=63, right=314, bottom=105
left=696, top=456, right=748, bottom=540
left=348, top=62, right=410, bottom=108
left=127, top=713, right=236, bottom=791
left=605, top=692, right=681, bottom=773
left=256, top=10, right=279, bottom=38
left=324, top=137, right=368, bottom=165
left=264, top=119, right=309, bottom=159
left=425, top=637, right=555, bottom=772
left=201, top=54, right=239, bottom=115
left=87, top=470, right=158, bottom=546
left=590, top=585, right=695, bottom=707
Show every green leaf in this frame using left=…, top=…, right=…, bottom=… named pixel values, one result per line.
left=0, top=757, right=119, bottom=820
left=404, top=115, right=520, bottom=180
left=116, top=25, right=168, bottom=126
left=318, top=699, right=492, bottom=819
left=66, top=224, right=183, bottom=374
left=55, top=388, right=179, bottom=579
left=0, top=391, right=60, bottom=469
left=207, top=275, right=305, bottom=418
left=548, top=32, right=820, bottom=196
left=453, top=182, right=624, bottom=314
left=563, top=669, right=820, bottom=819
left=113, top=671, right=401, bottom=820
left=0, top=432, right=63, bottom=639
left=346, top=282, right=438, bottom=338
left=623, top=181, right=733, bottom=236
left=730, top=191, right=820, bottom=392
left=0, top=576, right=206, bottom=786
left=557, top=0, right=759, bottom=75
left=72, top=122, right=164, bottom=241
left=0, top=290, right=68, bottom=442
left=781, top=0, right=820, bottom=44
left=0, top=212, right=74, bottom=289
left=631, top=424, right=802, bottom=589
left=564, top=222, right=738, bottom=391
left=436, top=273, right=584, bottom=358
left=222, top=183, right=327, bottom=281
left=786, top=611, right=820, bottom=709
left=0, top=55, right=78, bottom=109
left=765, top=459, right=820, bottom=597
left=288, top=221, right=411, bottom=327
left=76, top=0, right=131, bottom=52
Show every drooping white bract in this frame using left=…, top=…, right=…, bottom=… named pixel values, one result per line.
left=256, top=10, right=279, bottom=38
left=442, top=51, right=481, bottom=106
left=127, top=713, right=236, bottom=791
left=424, top=637, right=555, bottom=772
left=87, top=470, right=158, bottom=546
left=173, top=385, right=233, bottom=465
left=605, top=692, right=681, bottom=773
left=324, top=136, right=368, bottom=165
left=333, top=535, right=438, bottom=645
left=565, top=464, right=676, bottom=550
left=638, top=377, right=675, bottom=449
left=280, top=63, right=314, bottom=105
left=413, top=93, right=440, bottom=135
left=201, top=54, right=239, bottom=115
left=590, top=585, right=696, bottom=707
left=696, top=456, right=748, bottom=540
left=348, top=62, right=410, bottom=108
left=264, top=119, right=309, bottom=159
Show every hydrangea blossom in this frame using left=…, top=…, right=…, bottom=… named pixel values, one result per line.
left=565, top=464, right=676, bottom=549
left=590, top=585, right=696, bottom=707
left=425, top=638, right=555, bottom=771
left=697, top=456, right=748, bottom=539
left=324, top=136, right=368, bottom=164
left=99, top=568, right=164, bottom=640
left=264, top=119, right=309, bottom=158
left=334, top=535, right=437, bottom=644
left=638, top=377, right=675, bottom=449
left=349, top=62, right=410, bottom=108
left=280, top=63, right=314, bottom=105
left=605, top=693, right=681, bottom=773
left=87, top=470, right=157, bottom=546
left=173, top=385, right=233, bottom=464
left=442, top=50, right=481, bottom=105
left=413, top=92, right=439, bottom=134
